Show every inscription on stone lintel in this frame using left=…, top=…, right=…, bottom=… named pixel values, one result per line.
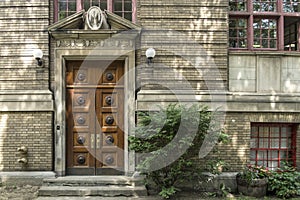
left=56, top=39, right=134, bottom=48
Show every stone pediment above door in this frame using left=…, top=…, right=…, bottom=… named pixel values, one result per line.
left=48, top=7, right=141, bottom=41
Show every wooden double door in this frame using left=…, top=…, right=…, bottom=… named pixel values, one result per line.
left=66, top=60, right=124, bottom=175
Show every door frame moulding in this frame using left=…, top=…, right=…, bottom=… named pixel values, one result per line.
left=54, top=49, right=136, bottom=176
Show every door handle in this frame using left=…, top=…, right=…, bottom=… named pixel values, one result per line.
left=91, top=134, right=95, bottom=149
left=96, top=134, right=101, bottom=149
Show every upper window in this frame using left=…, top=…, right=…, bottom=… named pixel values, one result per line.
left=54, top=0, right=136, bottom=22
left=250, top=123, right=297, bottom=170
left=229, top=0, right=300, bottom=51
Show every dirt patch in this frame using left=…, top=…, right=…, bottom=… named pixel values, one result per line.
left=0, top=184, right=39, bottom=200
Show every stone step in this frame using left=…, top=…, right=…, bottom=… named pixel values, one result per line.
left=38, top=185, right=148, bottom=197
left=43, top=176, right=145, bottom=187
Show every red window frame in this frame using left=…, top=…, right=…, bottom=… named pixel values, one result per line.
left=54, top=0, right=137, bottom=22
left=229, top=0, right=300, bottom=51
left=250, top=123, right=297, bottom=170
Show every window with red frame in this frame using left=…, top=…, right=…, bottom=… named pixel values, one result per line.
left=54, top=0, right=136, bottom=22
left=250, top=123, right=297, bottom=170
left=229, top=0, right=300, bottom=51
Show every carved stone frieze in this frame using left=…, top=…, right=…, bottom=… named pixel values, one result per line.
left=56, top=39, right=134, bottom=48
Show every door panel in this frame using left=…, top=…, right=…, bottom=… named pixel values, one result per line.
left=66, top=60, right=124, bottom=175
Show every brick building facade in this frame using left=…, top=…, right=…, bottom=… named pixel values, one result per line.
left=0, top=0, right=300, bottom=178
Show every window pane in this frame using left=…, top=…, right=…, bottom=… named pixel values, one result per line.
left=280, top=151, right=287, bottom=159
left=268, top=161, right=278, bottom=169
left=268, top=150, right=278, bottom=160
left=58, top=0, right=77, bottom=20
left=282, top=127, right=287, bottom=137
left=284, top=0, right=300, bottom=12
left=270, top=138, right=279, bottom=148
left=253, top=0, right=277, bottom=12
left=259, top=138, right=268, bottom=148
left=287, top=127, right=292, bottom=135
left=229, top=18, right=248, bottom=48
left=270, top=29, right=276, bottom=38
left=229, top=39, right=237, bottom=47
left=250, top=150, right=256, bottom=159
left=229, top=0, right=247, bottom=11
left=124, top=13, right=132, bottom=21
left=250, top=160, right=256, bottom=165
left=56, top=0, right=134, bottom=21
left=253, top=19, right=277, bottom=49
left=59, top=12, right=67, bottom=20
left=59, top=0, right=67, bottom=11
left=124, top=2, right=132, bottom=11
left=254, top=29, right=261, bottom=38
left=257, top=150, right=267, bottom=160
left=252, top=126, right=258, bottom=135
left=281, top=139, right=287, bottom=148
left=288, top=151, right=294, bottom=159
left=288, top=139, right=292, bottom=148
left=250, top=124, right=296, bottom=169
left=68, top=1, right=76, bottom=11
left=270, top=127, right=279, bottom=137
left=259, top=126, right=269, bottom=137
left=113, top=0, right=133, bottom=20
left=84, top=0, right=107, bottom=11
left=270, top=39, right=277, bottom=48
left=262, top=39, right=269, bottom=48
left=229, top=30, right=237, bottom=37
left=257, top=160, right=267, bottom=166
left=114, top=2, right=122, bottom=11
left=250, top=138, right=258, bottom=148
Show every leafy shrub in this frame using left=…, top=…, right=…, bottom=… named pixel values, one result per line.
left=129, top=103, right=227, bottom=198
left=268, top=165, right=300, bottom=199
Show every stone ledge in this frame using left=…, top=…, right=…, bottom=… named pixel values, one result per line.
left=136, top=90, right=300, bottom=112
left=179, top=172, right=238, bottom=193
left=0, top=171, right=56, bottom=186
left=0, top=90, right=53, bottom=111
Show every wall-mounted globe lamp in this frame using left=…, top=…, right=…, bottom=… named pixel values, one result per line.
left=33, top=49, right=43, bottom=67
left=145, top=48, right=156, bottom=64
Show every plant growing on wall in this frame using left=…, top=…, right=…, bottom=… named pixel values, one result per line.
left=129, top=103, right=227, bottom=199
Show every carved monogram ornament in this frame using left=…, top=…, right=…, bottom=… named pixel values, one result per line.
left=85, top=6, right=110, bottom=30
left=56, top=39, right=134, bottom=48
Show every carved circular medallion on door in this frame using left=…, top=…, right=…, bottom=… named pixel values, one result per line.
left=77, top=136, right=86, bottom=145
left=105, top=116, right=114, bottom=125
left=76, top=155, right=86, bottom=165
left=77, top=116, right=86, bottom=125
left=77, top=96, right=86, bottom=105
left=105, top=135, right=114, bottom=145
left=105, top=96, right=114, bottom=106
left=105, top=72, right=114, bottom=81
left=105, top=155, right=114, bottom=165
left=77, top=72, right=86, bottom=81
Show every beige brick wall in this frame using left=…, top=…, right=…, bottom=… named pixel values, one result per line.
left=136, top=0, right=228, bottom=91
left=0, top=112, right=53, bottom=171
left=0, top=0, right=49, bottom=90
left=210, top=112, right=300, bottom=171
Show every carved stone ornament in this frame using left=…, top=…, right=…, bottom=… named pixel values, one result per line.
left=86, top=7, right=103, bottom=30
left=85, top=6, right=110, bottom=30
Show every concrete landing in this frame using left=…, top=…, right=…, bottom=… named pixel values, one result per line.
left=36, top=197, right=159, bottom=200
left=38, top=176, right=148, bottom=198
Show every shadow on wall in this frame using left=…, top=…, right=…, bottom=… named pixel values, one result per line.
left=0, top=114, right=8, bottom=170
